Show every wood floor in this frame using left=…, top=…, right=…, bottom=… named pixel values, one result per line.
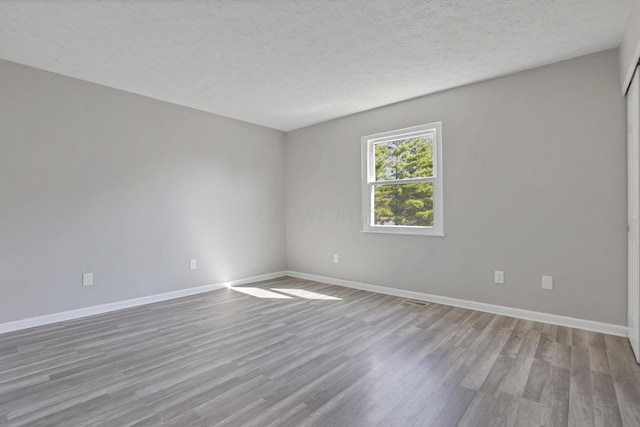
left=0, top=277, right=639, bottom=427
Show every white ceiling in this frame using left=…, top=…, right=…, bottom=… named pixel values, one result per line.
left=0, top=0, right=631, bottom=131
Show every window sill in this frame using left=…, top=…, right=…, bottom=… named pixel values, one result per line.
left=361, top=228, right=446, bottom=237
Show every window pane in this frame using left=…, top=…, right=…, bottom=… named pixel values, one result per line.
left=373, top=182, right=434, bottom=226
left=374, top=135, right=433, bottom=181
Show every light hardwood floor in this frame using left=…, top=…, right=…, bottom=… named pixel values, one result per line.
left=0, top=276, right=639, bottom=426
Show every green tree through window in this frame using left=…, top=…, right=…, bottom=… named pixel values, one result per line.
left=373, top=137, right=434, bottom=226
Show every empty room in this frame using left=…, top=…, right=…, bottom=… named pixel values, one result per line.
left=2, top=0, right=640, bottom=426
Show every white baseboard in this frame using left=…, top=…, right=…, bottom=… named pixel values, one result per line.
left=0, top=271, right=288, bottom=335
left=285, top=270, right=628, bottom=337
left=1, top=269, right=627, bottom=338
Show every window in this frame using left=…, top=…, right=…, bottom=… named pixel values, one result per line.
left=361, top=122, right=443, bottom=236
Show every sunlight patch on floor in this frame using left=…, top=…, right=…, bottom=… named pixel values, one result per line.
left=231, top=287, right=293, bottom=299
left=271, top=288, right=342, bottom=300
left=230, top=287, right=342, bottom=300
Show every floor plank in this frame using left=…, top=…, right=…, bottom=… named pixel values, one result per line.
left=0, top=276, right=638, bottom=426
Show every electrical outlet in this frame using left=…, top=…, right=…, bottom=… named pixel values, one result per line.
left=494, top=270, right=504, bottom=284
left=82, top=273, right=94, bottom=287
left=333, top=254, right=339, bottom=264
left=542, top=275, right=553, bottom=290
left=189, top=259, right=197, bottom=270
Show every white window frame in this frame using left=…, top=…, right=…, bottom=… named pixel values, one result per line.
left=361, top=122, right=444, bottom=236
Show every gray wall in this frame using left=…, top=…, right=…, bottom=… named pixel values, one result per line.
left=0, top=48, right=627, bottom=327
left=285, top=49, right=627, bottom=325
left=0, top=59, right=286, bottom=324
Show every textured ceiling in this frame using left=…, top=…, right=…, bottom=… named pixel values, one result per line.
left=0, top=0, right=631, bottom=131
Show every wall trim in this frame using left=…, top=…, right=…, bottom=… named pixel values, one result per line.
left=285, top=270, right=628, bottom=337
left=622, top=48, right=640, bottom=95
left=1, top=269, right=627, bottom=338
left=0, top=271, right=288, bottom=335
left=622, top=23, right=640, bottom=94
